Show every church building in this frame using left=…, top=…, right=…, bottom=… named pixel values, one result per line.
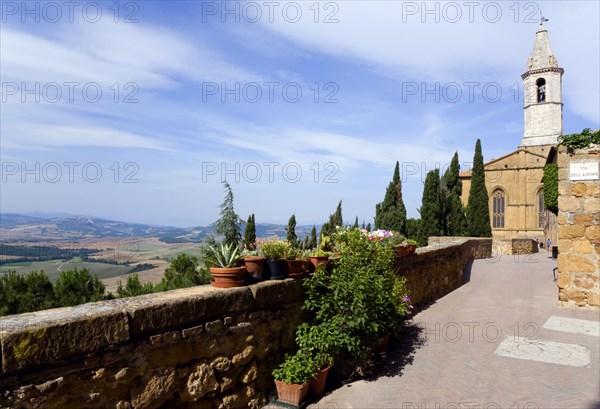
left=460, top=23, right=562, bottom=241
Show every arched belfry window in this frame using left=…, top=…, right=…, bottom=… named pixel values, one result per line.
left=537, top=190, right=545, bottom=228
left=492, top=189, right=505, bottom=229
left=536, top=78, right=546, bottom=103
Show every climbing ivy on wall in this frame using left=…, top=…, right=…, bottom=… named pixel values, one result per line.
left=542, top=163, right=558, bottom=215
left=558, top=128, right=600, bottom=150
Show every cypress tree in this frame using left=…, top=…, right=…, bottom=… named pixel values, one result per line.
left=418, top=169, right=442, bottom=246
left=320, top=201, right=343, bottom=238
left=214, top=181, right=242, bottom=248
left=442, top=152, right=467, bottom=236
left=309, top=225, right=317, bottom=249
left=466, top=139, right=492, bottom=237
left=243, top=214, right=256, bottom=250
left=374, top=162, right=407, bottom=233
left=286, top=214, right=298, bottom=247
left=353, top=216, right=359, bottom=228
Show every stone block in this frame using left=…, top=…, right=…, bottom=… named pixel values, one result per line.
left=556, top=272, right=571, bottom=289
left=559, top=224, right=586, bottom=239
left=124, top=286, right=254, bottom=337
left=558, top=254, right=596, bottom=273
left=572, top=182, right=587, bottom=196
left=558, top=196, right=581, bottom=212
left=0, top=301, right=129, bottom=374
left=574, top=214, right=593, bottom=226
left=572, top=240, right=594, bottom=254
left=248, top=280, right=304, bottom=309
left=585, top=226, right=600, bottom=241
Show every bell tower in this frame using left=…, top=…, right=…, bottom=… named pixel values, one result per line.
left=520, top=23, right=564, bottom=147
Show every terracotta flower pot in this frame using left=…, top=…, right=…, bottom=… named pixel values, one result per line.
left=209, top=266, right=247, bottom=288
left=309, top=366, right=331, bottom=397
left=287, top=259, right=306, bottom=278
left=275, top=379, right=310, bottom=406
left=308, top=255, right=329, bottom=271
left=244, top=256, right=265, bottom=280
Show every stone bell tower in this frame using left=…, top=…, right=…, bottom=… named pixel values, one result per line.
left=521, top=23, right=564, bottom=147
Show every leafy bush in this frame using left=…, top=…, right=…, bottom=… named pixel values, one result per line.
left=542, top=163, right=558, bottom=215
left=54, top=268, right=105, bottom=307
left=298, top=227, right=411, bottom=371
left=260, top=238, right=290, bottom=260
left=558, top=128, right=600, bottom=149
left=272, top=351, right=316, bottom=384
left=116, top=274, right=155, bottom=297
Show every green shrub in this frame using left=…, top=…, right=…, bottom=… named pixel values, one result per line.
left=54, top=268, right=105, bottom=307
left=116, top=274, right=155, bottom=297
left=272, top=351, right=316, bottom=384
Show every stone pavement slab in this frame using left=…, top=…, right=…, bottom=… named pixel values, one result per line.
left=305, top=252, right=600, bottom=409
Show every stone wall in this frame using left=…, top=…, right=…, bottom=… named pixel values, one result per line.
left=557, top=144, right=600, bottom=309
left=512, top=239, right=540, bottom=255
left=400, top=238, right=492, bottom=309
left=0, top=281, right=304, bottom=409
left=0, top=238, right=493, bottom=408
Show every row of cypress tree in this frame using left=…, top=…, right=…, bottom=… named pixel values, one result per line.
left=375, top=139, right=492, bottom=246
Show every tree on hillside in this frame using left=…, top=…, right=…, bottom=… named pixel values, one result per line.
left=214, top=181, right=242, bottom=248
left=286, top=214, right=298, bottom=247
left=466, top=139, right=492, bottom=237
left=374, top=161, right=407, bottom=234
left=418, top=169, right=442, bottom=246
left=442, top=152, right=467, bottom=236
left=243, top=214, right=256, bottom=250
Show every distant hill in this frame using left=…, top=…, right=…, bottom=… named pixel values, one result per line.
left=0, top=213, right=317, bottom=242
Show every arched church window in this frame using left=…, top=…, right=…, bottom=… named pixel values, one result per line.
left=536, top=78, right=546, bottom=103
left=537, top=190, right=545, bottom=228
left=492, top=189, right=505, bottom=229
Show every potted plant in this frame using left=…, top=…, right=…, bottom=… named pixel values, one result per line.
left=261, top=238, right=290, bottom=280
left=285, top=246, right=305, bottom=278
left=308, top=249, right=330, bottom=271
left=272, top=351, right=316, bottom=406
left=395, top=238, right=417, bottom=257
left=205, top=242, right=247, bottom=288
left=309, top=352, right=334, bottom=397
left=242, top=247, right=265, bottom=281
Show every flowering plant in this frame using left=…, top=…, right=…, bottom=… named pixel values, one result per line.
left=365, top=229, right=394, bottom=241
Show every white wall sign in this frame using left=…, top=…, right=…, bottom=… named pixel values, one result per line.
left=569, top=160, right=599, bottom=181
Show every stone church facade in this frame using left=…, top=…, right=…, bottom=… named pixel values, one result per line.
left=460, top=23, right=562, bottom=242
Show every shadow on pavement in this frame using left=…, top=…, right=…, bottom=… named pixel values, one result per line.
left=362, top=322, right=427, bottom=381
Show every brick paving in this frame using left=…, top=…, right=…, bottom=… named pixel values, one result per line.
left=305, top=251, right=600, bottom=409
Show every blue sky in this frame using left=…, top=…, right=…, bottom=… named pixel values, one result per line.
left=1, top=1, right=599, bottom=228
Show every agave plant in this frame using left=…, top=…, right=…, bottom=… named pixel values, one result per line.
left=205, top=242, right=242, bottom=268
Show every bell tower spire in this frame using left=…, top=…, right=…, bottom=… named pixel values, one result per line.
left=520, top=22, right=564, bottom=147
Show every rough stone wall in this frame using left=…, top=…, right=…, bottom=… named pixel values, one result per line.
left=512, top=239, right=540, bottom=255
left=400, top=238, right=492, bottom=309
left=557, top=145, right=600, bottom=309
left=0, top=280, right=304, bottom=409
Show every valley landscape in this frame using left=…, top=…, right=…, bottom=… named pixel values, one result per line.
left=0, top=213, right=315, bottom=292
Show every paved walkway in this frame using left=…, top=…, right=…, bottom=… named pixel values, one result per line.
left=308, top=251, right=600, bottom=409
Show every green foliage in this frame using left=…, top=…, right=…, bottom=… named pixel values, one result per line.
left=300, top=227, right=411, bottom=369
left=405, top=218, right=420, bottom=241
left=54, top=268, right=105, bottom=307
left=375, top=162, right=407, bottom=234
left=320, top=201, right=343, bottom=239
left=127, top=263, right=156, bottom=274
left=442, top=152, right=467, bottom=236
left=243, top=214, right=256, bottom=250
left=159, top=253, right=210, bottom=290
left=466, top=139, right=492, bottom=237
left=260, top=238, right=290, bottom=261
left=418, top=169, right=442, bottom=246
left=353, top=217, right=359, bottom=229
left=204, top=243, right=242, bottom=268
left=214, top=181, right=242, bottom=248
left=286, top=214, right=298, bottom=247
left=542, top=163, right=559, bottom=215
left=308, top=225, right=318, bottom=249
left=116, top=274, right=155, bottom=297
left=272, top=351, right=316, bottom=384
left=558, top=128, right=600, bottom=149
